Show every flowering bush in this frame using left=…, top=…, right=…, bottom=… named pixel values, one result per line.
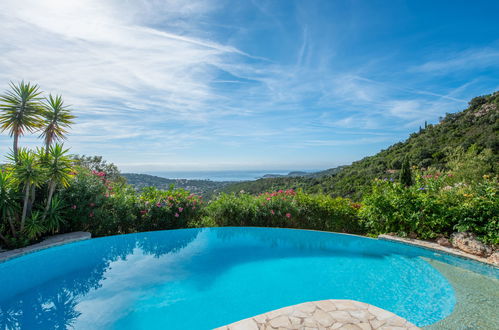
left=360, top=170, right=498, bottom=244
left=61, top=169, right=203, bottom=236
left=135, top=187, right=203, bottom=231
left=203, top=189, right=363, bottom=233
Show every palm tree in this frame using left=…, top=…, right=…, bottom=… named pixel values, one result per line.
left=40, top=94, right=75, bottom=153
left=8, top=148, right=46, bottom=232
left=0, top=81, right=44, bottom=160
left=42, top=144, right=73, bottom=222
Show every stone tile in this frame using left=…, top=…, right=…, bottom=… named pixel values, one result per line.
left=329, top=311, right=354, bottom=323
left=340, top=324, right=362, bottom=329
left=385, top=316, right=407, bottom=327
left=349, top=310, right=370, bottom=321
left=368, top=305, right=395, bottom=321
left=316, top=300, right=337, bottom=312
left=334, top=300, right=360, bottom=311
left=369, top=319, right=386, bottom=329
left=228, top=318, right=258, bottom=330
left=357, top=322, right=373, bottom=330
left=253, top=313, right=267, bottom=324
left=268, top=315, right=290, bottom=328
left=289, top=316, right=301, bottom=325
left=296, top=302, right=317, bottom=313
left=219, top=299, right=419, bottom=330
left=313, top=309, right=335, bottom=327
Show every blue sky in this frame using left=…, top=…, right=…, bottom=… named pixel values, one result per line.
left=1, top=0, right=498, bottom=172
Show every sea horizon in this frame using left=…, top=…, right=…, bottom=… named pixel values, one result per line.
left=142, top=169, right=321, bottom=182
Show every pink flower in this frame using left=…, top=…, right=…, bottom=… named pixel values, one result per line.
left=266, top=197, right=271, bottom=201
left=178, top=207, right=184, bottom=212
left=270, top=210, right=275, bottom=215
left=89, top=203, right=95, bottom=207
left=71, top=205, right=77, bottom=209
left=140, top=210, right=147, bottom=215
left=156, top=203, right=162, bottom=207
left=286, top=213, right=291, bottom=218
left=89, top=212, right=94, bottom=217
left=105, top=193, right=109, bottom=198
left=175, top=213, right=180, bottom=218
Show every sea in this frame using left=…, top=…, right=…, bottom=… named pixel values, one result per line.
left=146, top=170, right=317, bottom=182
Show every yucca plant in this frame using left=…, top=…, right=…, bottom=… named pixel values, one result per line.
left=0, top=169, right=19, bottom=238
left=42, top=144, right=73, bottom=221
left=24, top=211, right=45, bottom=240
left=44, top=196, right=66, bottom=234
left=0, top=81, right=44, bottom=160
left=8, top=148, right=46, bottom=232
left=40, top=94, right=75, bottom=153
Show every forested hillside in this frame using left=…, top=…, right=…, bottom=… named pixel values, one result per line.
left=122, top=173, right=230, bottom=197
left=222, top=92, right=499, bottom=200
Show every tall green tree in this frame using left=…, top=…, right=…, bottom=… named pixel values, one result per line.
left=8, top=148, right=46, bottom=232
left=42, top=144, right=73, bottom=222
left=0, top=81, right=44, bottom=160
left=399, top=157, right=413, bottom=186
left=40, top=94, right=75, bottom=153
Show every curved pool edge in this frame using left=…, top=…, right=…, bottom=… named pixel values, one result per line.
left=0, top=231, right=91, bottom=263
left=378, top=234, right=498, bottom=268
left=0, top=227, right=481, bottom=328
left=215, top=299, right=420, bottom=330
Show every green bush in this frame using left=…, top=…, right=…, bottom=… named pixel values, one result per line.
left=204, top=190, right=363, bottom=234
left=61, top=170, right=204, bottom=236
left=360, top=171, right=498, bottom=244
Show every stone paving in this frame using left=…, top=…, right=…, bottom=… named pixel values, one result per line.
left=0, top=231, right=91, bottom=263
left=215, top=299, right=419, bottom=330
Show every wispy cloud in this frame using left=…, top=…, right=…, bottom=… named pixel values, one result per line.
left=0, top=1, right=497, bottom=171
left=412, top=48, right=499, bottom=74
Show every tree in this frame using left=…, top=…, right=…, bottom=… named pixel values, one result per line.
left=0, top=81, right=44, bottom=160
left=399, top=157, right=413, bottom=186
left=42, top=144, right=73, bottom=222
left=40, top=94, right=75, bottom=154
left=8, top=148, right=46, bottom=232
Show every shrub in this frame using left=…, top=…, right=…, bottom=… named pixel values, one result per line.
left=360, top=171, right=498, bottom=244
left=204, top=190, right=363, bottom=234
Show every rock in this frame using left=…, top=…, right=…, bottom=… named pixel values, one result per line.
left=487, top=251, right=499, bottom=266
left=451, top=232, right=493, bottom=257
left=436, top=237, right=452, bottom=248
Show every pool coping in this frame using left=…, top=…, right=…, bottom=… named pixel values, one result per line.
left=215, top=299, right=420, bottom=329
left=0, top=231, right=91, bottom=263
left=378, top=234, right=498, bottom=268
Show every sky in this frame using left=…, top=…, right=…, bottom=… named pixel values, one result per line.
left=0, top=0, right=498, bottom=172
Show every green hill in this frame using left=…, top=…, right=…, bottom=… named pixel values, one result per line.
left=122, top=173, right=230, bottom=197
left=221, top=91, right=499, bottom=200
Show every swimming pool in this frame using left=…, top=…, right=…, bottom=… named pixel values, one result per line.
left=0, top=227, right=497, bottom=329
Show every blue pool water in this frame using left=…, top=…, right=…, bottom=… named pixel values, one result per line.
left=0, top=228, right=496, bottom=329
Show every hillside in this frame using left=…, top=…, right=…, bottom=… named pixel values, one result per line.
left=221, top=92, right=499, bottom=200
left=122, top=173, right=231, bottom=197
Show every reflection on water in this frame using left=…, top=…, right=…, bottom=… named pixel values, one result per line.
left=0, top=227, right=495, bottom=329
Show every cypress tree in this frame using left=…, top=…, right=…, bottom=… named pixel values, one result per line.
left=399, top=157, right=413, bottom=186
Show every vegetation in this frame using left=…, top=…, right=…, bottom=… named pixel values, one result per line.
left=221, top=92, right=499, bottom=200
left=197, top=189, right=362, bottom=234
left=0, top=82, right=497, bottom=250
left=121, top=173, right=230, bottom=197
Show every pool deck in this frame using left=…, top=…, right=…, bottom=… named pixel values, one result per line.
left=0, top=231, right=91, bottom=263
left=216, top=299, right=419, bottom=330
left=378, top=234, right=497, bottom=267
